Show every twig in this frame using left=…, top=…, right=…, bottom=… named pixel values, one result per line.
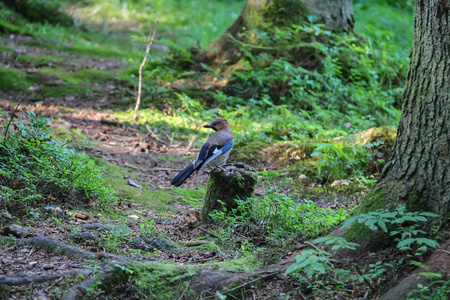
left=134, top=22, right=158, bottom=121
left=177, top=283, right=190, bottom=300
left=145, top=124, right=168, bottom=145
left=3, top=96, right=25, bottom=146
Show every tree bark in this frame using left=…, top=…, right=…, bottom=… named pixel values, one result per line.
left=367, top=0, right=450, bottom=215
left=198, top=0, right=354, bottom=65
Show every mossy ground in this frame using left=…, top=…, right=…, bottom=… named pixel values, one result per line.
left=0, top=67, right=34, bottom=92
left=126, top=256, right=260, bottom=300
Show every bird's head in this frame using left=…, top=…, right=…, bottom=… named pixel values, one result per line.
left=204, top=118, right=230, bottom=132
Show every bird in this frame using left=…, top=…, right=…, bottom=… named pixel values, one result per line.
left=171, top=118, right=233, bottom=187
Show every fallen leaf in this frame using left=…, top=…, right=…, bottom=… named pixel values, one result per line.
left=74, top=213, right=90, bottom=220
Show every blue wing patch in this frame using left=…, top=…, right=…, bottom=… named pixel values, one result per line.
left=221, top=140, right=233, bottom=153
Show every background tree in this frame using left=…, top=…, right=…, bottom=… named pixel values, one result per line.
left=356, top=0, right=449, bottom=216
left=199, top=0, right=354, bottom=65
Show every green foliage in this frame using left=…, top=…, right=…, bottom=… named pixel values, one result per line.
left=286, top=248, right=332, bottom=278
left=341, top=206, right=439, bottom=253
left=0, top=67, right=34, bottom=92
left=2, top=0, right=73, bottom=25
left=223, top=22, right=405, bottom=132
left=139, top=219, right=159, bottom=238
left=66, top=0, right=244, bottom=48
left=263, top=0, right=308, bottom=27
left=286, top=207, right=441, bottom=298
left=407, top=275, right=450, bottom=300
left=209, top=186, right=349, bottom=254
left=0, top=109, right=116, bottom=215
left=311, top=141, right=376, bottom=180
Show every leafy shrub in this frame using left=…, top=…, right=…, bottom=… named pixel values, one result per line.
left=209, top=186, right=349, bottom=252
left=2, top=0, right=73, bottom=25
left=222, top=22, right=406, bottom=131
left=0, top=108, right=115, bottom=216
left=311, top=141, right=375, bottom=181
left=285, top=206, right=440, bottom=298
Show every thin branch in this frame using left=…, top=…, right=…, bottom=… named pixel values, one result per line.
left=134, top=22, right=158, bottom=121
left=177, top=283, right=190, bottom=300
left=146, top=124, right=168, bottom=145
left=3, top=96, right=25, bottom=146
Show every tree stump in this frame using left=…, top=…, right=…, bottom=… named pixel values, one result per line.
left=200, top=163, right=258, bottom=222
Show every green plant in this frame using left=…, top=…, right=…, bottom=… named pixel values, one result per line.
left=407, top=273, right=450, bottom=300
left=139, top=219, right=158, bottom=238
left=342, top=205, right=439, bottom=254
left=0, top=109, right=116, bottom=216
left=311, top=141, right=374, bottom=180
left=285, top=248, right=333, bottom=278
left=285, top=207, right=441, bottom=298
left=209, top=186, right=349, bottom=254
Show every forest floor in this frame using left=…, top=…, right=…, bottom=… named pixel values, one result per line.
left=0, top=18, right=447, bottom=300
left=0, top=33, right=373, bottom=299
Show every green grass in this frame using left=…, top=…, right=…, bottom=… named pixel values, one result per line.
left=0, top=67, right=33, bottom=92
left=65, top=0, right=246, bottom=48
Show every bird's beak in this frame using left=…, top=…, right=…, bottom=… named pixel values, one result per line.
left=204, top=123, right=217, bottom=131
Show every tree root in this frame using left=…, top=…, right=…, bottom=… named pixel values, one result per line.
left=62, top=256, right=130, bottom=300
left=1, top=235, right=102, bottom=259
left=0, top=269, right=92, bottom=286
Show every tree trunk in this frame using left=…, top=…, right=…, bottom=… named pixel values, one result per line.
left=200, top=163, right=258, bottom=222
left=364, top=0, right=450, bottom=215
left=198, top=0, right=354, bottom=65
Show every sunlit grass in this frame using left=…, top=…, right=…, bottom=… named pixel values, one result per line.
left=354, top=1, right=413, bottom=54
left=64, top=0, right=245, bottom=48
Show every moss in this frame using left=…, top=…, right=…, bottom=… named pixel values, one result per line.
left=75, top=69, right=114, bottom=83
left=18, top=54, right=65, bottom=65
left=263, top=0, right=309, bottom=27
left=38, top=68, right=113, bottom=84
left=0, top=44, right=13, bottom=53
left=157, top=155, right=177, bottom=162
left=3, top=0, right=73, bottom=25
left=130, top=262, right=195, bottom=300
left=94, top=158, right=171, bottom=210
left=258, top=169, right=288, bottom=180
left=41, top=84, right=91, bottom=97
left=230, top=140, right=267, bottom=164
left=404, top=187, right=431, bottom=212
left=172, top=186, right=206, bottom=199
left=23, top=41, right=130, bottom=58
left=0, top=67, right=33, bottom=92
left=129, top=257, right=260, bottom=299
left=343, top=191, right=388, bottom=245
left=0, top=19, right=29, bottom=35
left=185, top=241, right=219, bottom=252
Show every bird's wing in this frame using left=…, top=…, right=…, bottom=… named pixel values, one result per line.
left=193, top=140, right=234, bottom=170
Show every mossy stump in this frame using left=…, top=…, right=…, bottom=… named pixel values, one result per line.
left=200, top=163, right=258, bottom=222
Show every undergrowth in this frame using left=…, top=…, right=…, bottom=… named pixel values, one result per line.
left=0, top=108, right=116, bottom=218
left=284, top=205, right=442, bottom=299
left=209, top=185, right=349, bottom=256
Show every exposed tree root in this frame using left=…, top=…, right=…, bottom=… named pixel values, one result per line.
left=62, top=256, right=130, bottom=300
left=0, top=235, right=102, bottom=259
left=0, top=270, right=92, bottom=286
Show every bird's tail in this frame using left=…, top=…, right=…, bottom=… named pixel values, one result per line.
left=171, top=164, right=195, bottom=187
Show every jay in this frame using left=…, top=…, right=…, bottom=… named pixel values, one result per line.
left=171, top=118, right=233, bottom=187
